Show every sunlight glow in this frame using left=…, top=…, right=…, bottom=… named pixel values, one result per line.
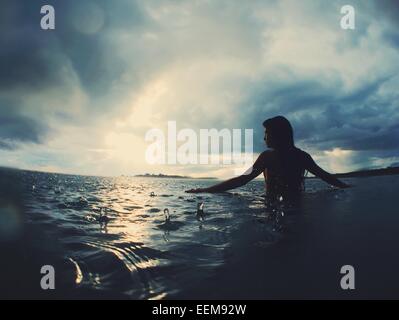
left=324, top=148, right=354, bottom=173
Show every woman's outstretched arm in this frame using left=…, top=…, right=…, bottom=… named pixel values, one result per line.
left=304, top=153, right=350, bottom=188
left=186, top=152, right=268, bottom=193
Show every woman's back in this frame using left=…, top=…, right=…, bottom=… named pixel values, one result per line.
left=264, top=147, right=307, bottom=201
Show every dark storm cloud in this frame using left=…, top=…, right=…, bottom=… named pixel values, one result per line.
left=0, top=2, right=71, bottom=145
left=0, top=0, right=149, bottom=148
left=243, top=73, right=399, bottom=154
left=383, top=32, right=399, bottom=48
left=1, top=0, right=150, bottom=92
left=373, top=0, right=399, bottom=49
left=0, top=42, right=66, bottom=91
left=0, top=112, right=43, bottom=144
left=0, top=140, right=14, bottom=150
left=291, top=104, right=399, bottom=152
left=374, top=0, right=399, bottom=25
left=0, top=94, right=48, bottom=149
left=0, top=1, right=70, bottom=90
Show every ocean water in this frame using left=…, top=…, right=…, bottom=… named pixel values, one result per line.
left=1, top=168, right=398, bottom=299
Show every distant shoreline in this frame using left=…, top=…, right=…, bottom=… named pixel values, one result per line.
left=307, top=166, right=399, bottom=179
left=335, top=166, right=399, bottom=178
left=134, top=173, right=217, bottom=180
left=2, top=166, right=399, bottom=180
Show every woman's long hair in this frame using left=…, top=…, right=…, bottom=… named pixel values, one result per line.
left=263, top=116, right=305, bottom=194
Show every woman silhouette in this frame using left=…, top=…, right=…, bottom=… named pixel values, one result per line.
left=186, top=116, right=349, bottom=201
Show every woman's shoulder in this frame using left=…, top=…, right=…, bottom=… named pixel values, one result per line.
left=293, top=147, right=313, bottom=163
left=260, top=148, right=304, bottom=157
left=259, top=148, right=312, bottom=162
left=293, top=147, right=308, bottom=155
left=255, top=149, right=277, bottom=168
left=259, top=149, right=278, bottom=160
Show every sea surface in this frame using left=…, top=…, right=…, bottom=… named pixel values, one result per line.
left=1, top=167, right=398, bottom=299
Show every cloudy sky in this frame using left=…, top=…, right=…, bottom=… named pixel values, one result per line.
left=1, top=0, right=398, bottom=178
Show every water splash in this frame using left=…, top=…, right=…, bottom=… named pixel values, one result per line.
left=196, top=202, right=205, bottom=222
left=98, top=207, right=111, bottom=225
left=163, top=208, right=170, bottom=223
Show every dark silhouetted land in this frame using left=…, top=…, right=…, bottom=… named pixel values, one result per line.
left=334, top=166, right=399, bottom=178
left=308, top=166, right=399, bottom=179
